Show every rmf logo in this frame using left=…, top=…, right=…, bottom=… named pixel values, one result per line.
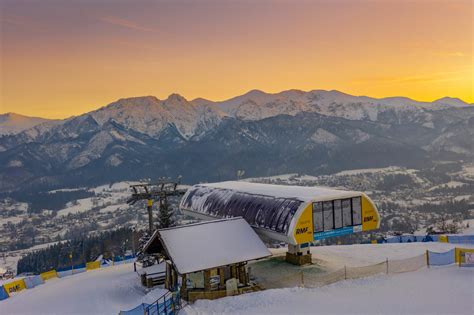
left=8, top=284, right=21, bottom=293
left=296, top=227, right=309, bottom=235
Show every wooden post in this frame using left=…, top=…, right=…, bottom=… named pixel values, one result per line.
left=180, top=274, right=187, bottom=300
left=204, top=269, right=211, bottom=291
left=386, top=258, right=389, bottom=274
left=426, top=250, right=430, bottom=268
left=300, top=270, right=304, bottom=288
left=458, top=249, right=462, bottom=268
left=239, top=265, right=246, bottom=284
left=344, top=265, right=347, bottom=280
left=218, top=267, right=225, bottom=287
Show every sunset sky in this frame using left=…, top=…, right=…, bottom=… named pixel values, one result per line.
left=1, top=0, right=472, bottom=119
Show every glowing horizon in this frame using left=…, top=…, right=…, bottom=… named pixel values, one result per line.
left=1, top=0, right=472, bottom=119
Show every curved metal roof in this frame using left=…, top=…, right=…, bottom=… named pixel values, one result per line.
left=201, top=181, right=360, bottom=202
left=180, top=183, right=306, bottom=235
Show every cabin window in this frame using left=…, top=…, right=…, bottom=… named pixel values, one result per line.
left=352, top=197, right=362, bottom=225
left=187, top=271, right=204, bottom=289
left=312, top=202, right=323, bottom=232
left=333, top=199, right=343, bottom=229
left=323, top=201, right=334, bottom=231
left=342, top=198, right=352, bottom=227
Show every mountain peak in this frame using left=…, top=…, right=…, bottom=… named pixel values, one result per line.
left=243, top=89, right=267, bottom=97
left=166, top=93, right=188, bottom=103
left=433, top=97, right=467, bottom=107
left=0, top=112, right=52, bottom=135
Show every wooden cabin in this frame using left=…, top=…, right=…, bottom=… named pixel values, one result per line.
left=143, top=218, right=271, bottom=302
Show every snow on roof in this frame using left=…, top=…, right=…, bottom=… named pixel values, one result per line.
left=200, top=181, right=361, bottom=202
left=148, top=218, right=271, bottom=274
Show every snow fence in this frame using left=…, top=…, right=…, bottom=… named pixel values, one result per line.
left=259, top=248, right=473, bottom=290
left=258, top=253, right=428, bottom=289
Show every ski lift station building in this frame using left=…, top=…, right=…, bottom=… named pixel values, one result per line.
left=180, top=181, right=380, bottom=264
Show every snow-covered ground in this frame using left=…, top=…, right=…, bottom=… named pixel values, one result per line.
left=185, top=266, right=473, bottom=315
left=2, top=242, right=473, bottom=314
left=56, top=181, right=141, bottom=217
left=1, top=263, right=166, bottom=315
left=277, top=242, right=472, bottom=269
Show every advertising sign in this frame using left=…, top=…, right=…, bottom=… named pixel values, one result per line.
left=314, top=226, right=360, bottom=240
left=465, top=252, right=474, bottom=264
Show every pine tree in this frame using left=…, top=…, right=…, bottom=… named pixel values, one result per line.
left=157, top=200, right=174, bottom=229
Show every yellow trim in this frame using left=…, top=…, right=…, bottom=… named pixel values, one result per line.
left=86, top=261, right=100, bottom=270
left=40, top=270, right=58, bottom=281
left=361, top=194, right=380, bottom=231
left=4, top=279, right=26, bottom=296
left=438, top=235, right=448, bottom=243
left=294, top=203, right=314, bottom=244
left=147, top=199, right=153, bottom=207
left=455, top=247, right=474, bottom=263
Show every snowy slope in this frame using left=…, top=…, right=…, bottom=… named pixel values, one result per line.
left=209, top=89, right=470, bottom=122
left=2, top=242, right=473, bottom=314
left=1, top=263, right=167, bottom=315
left=185, top=267, right=473, bottom=315
left=0, top=113, right=54, bottom=136
left=5, top=89, right=470, bottom=142
left=90, top=94, right=225, bottom=139
left=272, top=242, right=472, bottom=269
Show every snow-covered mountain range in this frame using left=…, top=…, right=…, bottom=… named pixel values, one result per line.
left=0, top=89, right=472, bottom=192
left=0, top=113, right=56, bottom=136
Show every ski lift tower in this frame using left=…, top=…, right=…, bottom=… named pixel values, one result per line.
left=127, top=178, right=187, bottom=233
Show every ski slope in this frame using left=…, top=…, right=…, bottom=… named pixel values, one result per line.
left=185, top=266, right=473, bottom=315
left=1, top=263, right=166, bottom=315
left=1, top=242, right=473, bottom=314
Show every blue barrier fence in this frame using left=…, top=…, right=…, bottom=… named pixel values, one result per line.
left=24, top=275, right=44, bottom=289
left=120, top=303, right=150, bottom=315
left=447, top=235, right=474, bottom=244
left=428, top=249, right=455, bottom=266
left=385, top=235, right=436, bottom=243
left=381, top=234, right=473, bottom=244
left=120, top=292, right=178, bottom=315
left=0, top=286, right=8, bottom=301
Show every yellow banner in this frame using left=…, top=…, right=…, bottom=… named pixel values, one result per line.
left=4, top=279, right=26, bottom=296
left=455, top=247, right=474, bottom=263
left=438, top=235, right=448, bottom=243
left=86, top=261, right=100, bottom=270
left=294, top=203, right=314, bottom=244
left=40, top=270, right=58, bottom=281
left=361, top=195, right=380, bottom=231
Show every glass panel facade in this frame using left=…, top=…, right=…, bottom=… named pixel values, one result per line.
left=352, top=197, right=362, bottom=225
left=342, top=198, right=352, bottom=227
left=333, top=199, right=343, bottom=229
left=312, top=202, right=323, bottom=232
left=323, top=201, right=334, bottom=231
